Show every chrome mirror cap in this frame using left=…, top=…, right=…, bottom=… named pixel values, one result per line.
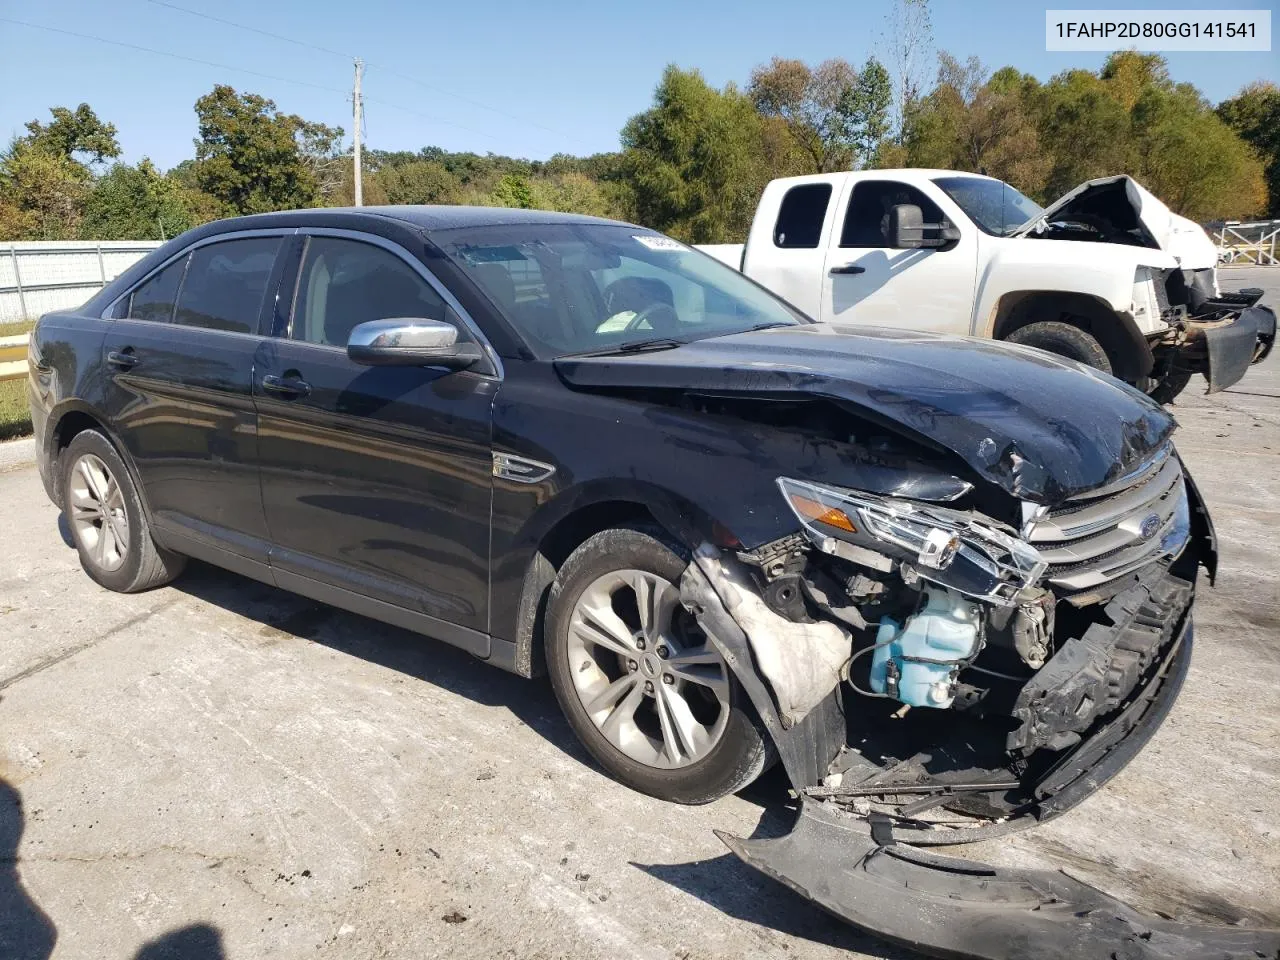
left=347, top=318, right=481, bottom=369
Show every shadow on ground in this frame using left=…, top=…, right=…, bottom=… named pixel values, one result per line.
left=631, top=803, right=916, bottom=960
left=1, top=775, right=225, bottom=960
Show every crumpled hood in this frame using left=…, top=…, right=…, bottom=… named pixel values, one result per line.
left=555, top=324, right=1175, bottom=505
left=1016, top=174, right=1218, bottom=270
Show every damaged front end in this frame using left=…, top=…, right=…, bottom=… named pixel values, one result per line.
left=677, top=450, right=1280, bottom=959
left=1140, top=268, right=1276, bottom=395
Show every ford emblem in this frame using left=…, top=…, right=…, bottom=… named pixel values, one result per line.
left=1139, top=514, right=1161, bottom=540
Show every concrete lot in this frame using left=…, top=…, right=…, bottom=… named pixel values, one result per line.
left=1, top=267, right=1277, bottom=960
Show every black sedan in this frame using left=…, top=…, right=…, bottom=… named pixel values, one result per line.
left=26, top=206, right=1276, bottom=959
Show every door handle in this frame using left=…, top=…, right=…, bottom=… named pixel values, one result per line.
left=106, top=349, right=139, bottom=369
left=828, top=264, right=866, bottom=276
left=261, top=374, right=311, bottom=399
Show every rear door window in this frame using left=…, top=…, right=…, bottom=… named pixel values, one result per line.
left=773, top=184, right=832, bottom=248
left=126, top=256, right=189, bottom=323
left=173, top=237, right=281, bottom=334
left=290, top=237, right=448, bottom=348
left=840, top=181, right=945, bottom=247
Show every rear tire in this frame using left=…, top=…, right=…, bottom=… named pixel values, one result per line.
left=61, top=430, right=186, bottom=593
left=1007, top=320, right=1112, bottom=375
left=545, top=525, right=771, bottom=804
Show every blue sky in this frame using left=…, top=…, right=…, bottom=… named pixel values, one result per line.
left=1, top=0, right=1276, bottom=170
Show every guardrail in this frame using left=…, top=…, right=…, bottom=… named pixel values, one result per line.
left=0, top=333, right=26, bottom=384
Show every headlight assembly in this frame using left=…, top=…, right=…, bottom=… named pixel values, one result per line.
left=778, top=477, right=1047, bottom=605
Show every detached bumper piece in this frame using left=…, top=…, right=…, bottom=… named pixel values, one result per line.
left=719, top=802, right=1280, bottom=960
left=1190, top=296, right=1277, bottom=393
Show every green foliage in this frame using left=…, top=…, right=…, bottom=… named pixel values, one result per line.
left=1130, top=83, right=1265, bottom=220
left=748, top=57, right=890, bottom=172
left=23, top=104, right=120, bottom=168
left=1218, top=82, right=1280, bottom=217
left=0, top=51, right=1272, bottom=244
left=81, top=160, right=202, bottom=240
left=621, top=65, right=803, bottom=242
left=193, top=85, right=344, bottom=216
left=488, top=173, right=538, bottom=209
left=378, top=160, right=464, bottom=205
left=906, top=53, right=1050, bottom=194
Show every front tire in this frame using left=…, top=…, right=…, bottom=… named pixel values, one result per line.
left=545, top=525, right=771, bottom=804
left=1007, top=320, right=1112, bottom=374
left=61, top=430, right=186, bottom=593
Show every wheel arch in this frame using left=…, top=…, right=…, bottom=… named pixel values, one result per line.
left=502, top=482, right=724, bottom=679
left=45, top=402, right=151, bottom=523
left=990, top=291, right=1154, bottom=383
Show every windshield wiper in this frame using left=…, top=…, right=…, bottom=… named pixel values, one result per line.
left=745, top=321, right=797, bottom=332
left=571, top=337, right=688, bottom=358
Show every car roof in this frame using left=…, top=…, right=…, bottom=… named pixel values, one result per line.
left=206, top=205, right=635, bottom=235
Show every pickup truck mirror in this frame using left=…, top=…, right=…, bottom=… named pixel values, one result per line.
left=347, top=318, right=482, bottom=370
left=887, top=204, right=960, bottom=250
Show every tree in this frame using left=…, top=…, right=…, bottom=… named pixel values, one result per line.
left=0, top=103, right=122, bottom=240
left=882, top=0, right=934, bottom=143
left=192, top=85, right=343, bottom=215
left=489, top=173, right=537, bottom=209
left=1036, top=69, right=1132, bottom=198
left=23, top=104, right=120, bottom=168
left=1130, top=83, right=1265, bottom=219
left=377, top=160, right=463, bottom=205
left=81, top=160, right=202, bottom=240
left=0, top=146, right=87, bottom=239
left=906, top=54, right=1050, bottom=195
left=749, top=57, right=890, bottom=172
left=621, top=66, right=801, bottom=242
left=1218, top=82, right=1280, bottom=216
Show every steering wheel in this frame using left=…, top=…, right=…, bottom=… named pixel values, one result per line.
left=623, top=301, right=678, bottom=333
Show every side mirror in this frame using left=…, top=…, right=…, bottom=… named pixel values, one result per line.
left=347, top=318, right=482, bottom=369
left=887, top=204, right=961, bottom=250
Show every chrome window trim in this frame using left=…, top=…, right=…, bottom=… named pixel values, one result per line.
left=101, top=227, right=299, bottom=322
left=292, top=227, right=504, bottom=380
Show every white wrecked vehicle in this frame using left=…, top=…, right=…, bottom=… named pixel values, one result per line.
left=698, top=171, right=1274, bottom=402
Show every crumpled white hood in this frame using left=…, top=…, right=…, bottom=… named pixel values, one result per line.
left=1017, top=175, right=1218, bottom=271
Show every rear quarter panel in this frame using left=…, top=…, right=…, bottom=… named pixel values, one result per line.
left=28, top=311, right=111, bottom=503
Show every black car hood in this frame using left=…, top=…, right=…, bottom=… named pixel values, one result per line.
left=555, top=324, right=1176, bottom=505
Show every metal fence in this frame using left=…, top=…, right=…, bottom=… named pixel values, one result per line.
left=1, top=241, right=163, bottom=324
left=1209, top=220, right=1280, bottom=267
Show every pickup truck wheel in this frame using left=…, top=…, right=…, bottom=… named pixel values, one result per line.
left=61, top=430, right=186, bottom=593
left=1006, top=321, right=1112, bottom=374
left=545, top=525, right=771, bottom=805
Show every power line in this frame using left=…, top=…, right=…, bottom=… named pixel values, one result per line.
left=0, top=17, right=348, bottom=95
left=0, top=17, right=502, bottom=140
left=142, top=0, right=349, bottom=60
left=139, top=0, right=580, bottom=142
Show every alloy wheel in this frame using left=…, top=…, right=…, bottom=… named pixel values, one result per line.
left=68, top=453, right=130, bottom=572
left=566, top=568, right=731, bottom=769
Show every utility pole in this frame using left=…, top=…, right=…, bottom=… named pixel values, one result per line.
left=352, top=58, right=364, bottom=207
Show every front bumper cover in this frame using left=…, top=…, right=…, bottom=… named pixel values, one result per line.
left=1203, top=304, right=1276, bottom=392
left=720, top=793, right=1280, bottom=960
left=681, top=558, right=1280, bottom=959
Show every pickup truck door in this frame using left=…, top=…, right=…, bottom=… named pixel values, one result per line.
left=820, top=177, right=977, bottom=333
left=741, top=181, right=840, bottom=320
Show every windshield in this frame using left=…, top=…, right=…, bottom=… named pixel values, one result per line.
left=933, top=176, right=1044, bottom=237
left=434, top=223, right=805, bottom=358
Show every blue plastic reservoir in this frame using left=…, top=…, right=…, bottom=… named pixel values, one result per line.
left=869, top=589, right=981, bottom=708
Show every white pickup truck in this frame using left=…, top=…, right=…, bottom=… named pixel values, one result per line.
left=698, top=169, right=1275, bottom=402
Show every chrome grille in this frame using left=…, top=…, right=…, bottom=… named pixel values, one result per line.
left=1025, top=445, right=1190, bottom=600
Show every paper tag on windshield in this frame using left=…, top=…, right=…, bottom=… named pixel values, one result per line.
left=634, top=235, right=686, bottom=251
